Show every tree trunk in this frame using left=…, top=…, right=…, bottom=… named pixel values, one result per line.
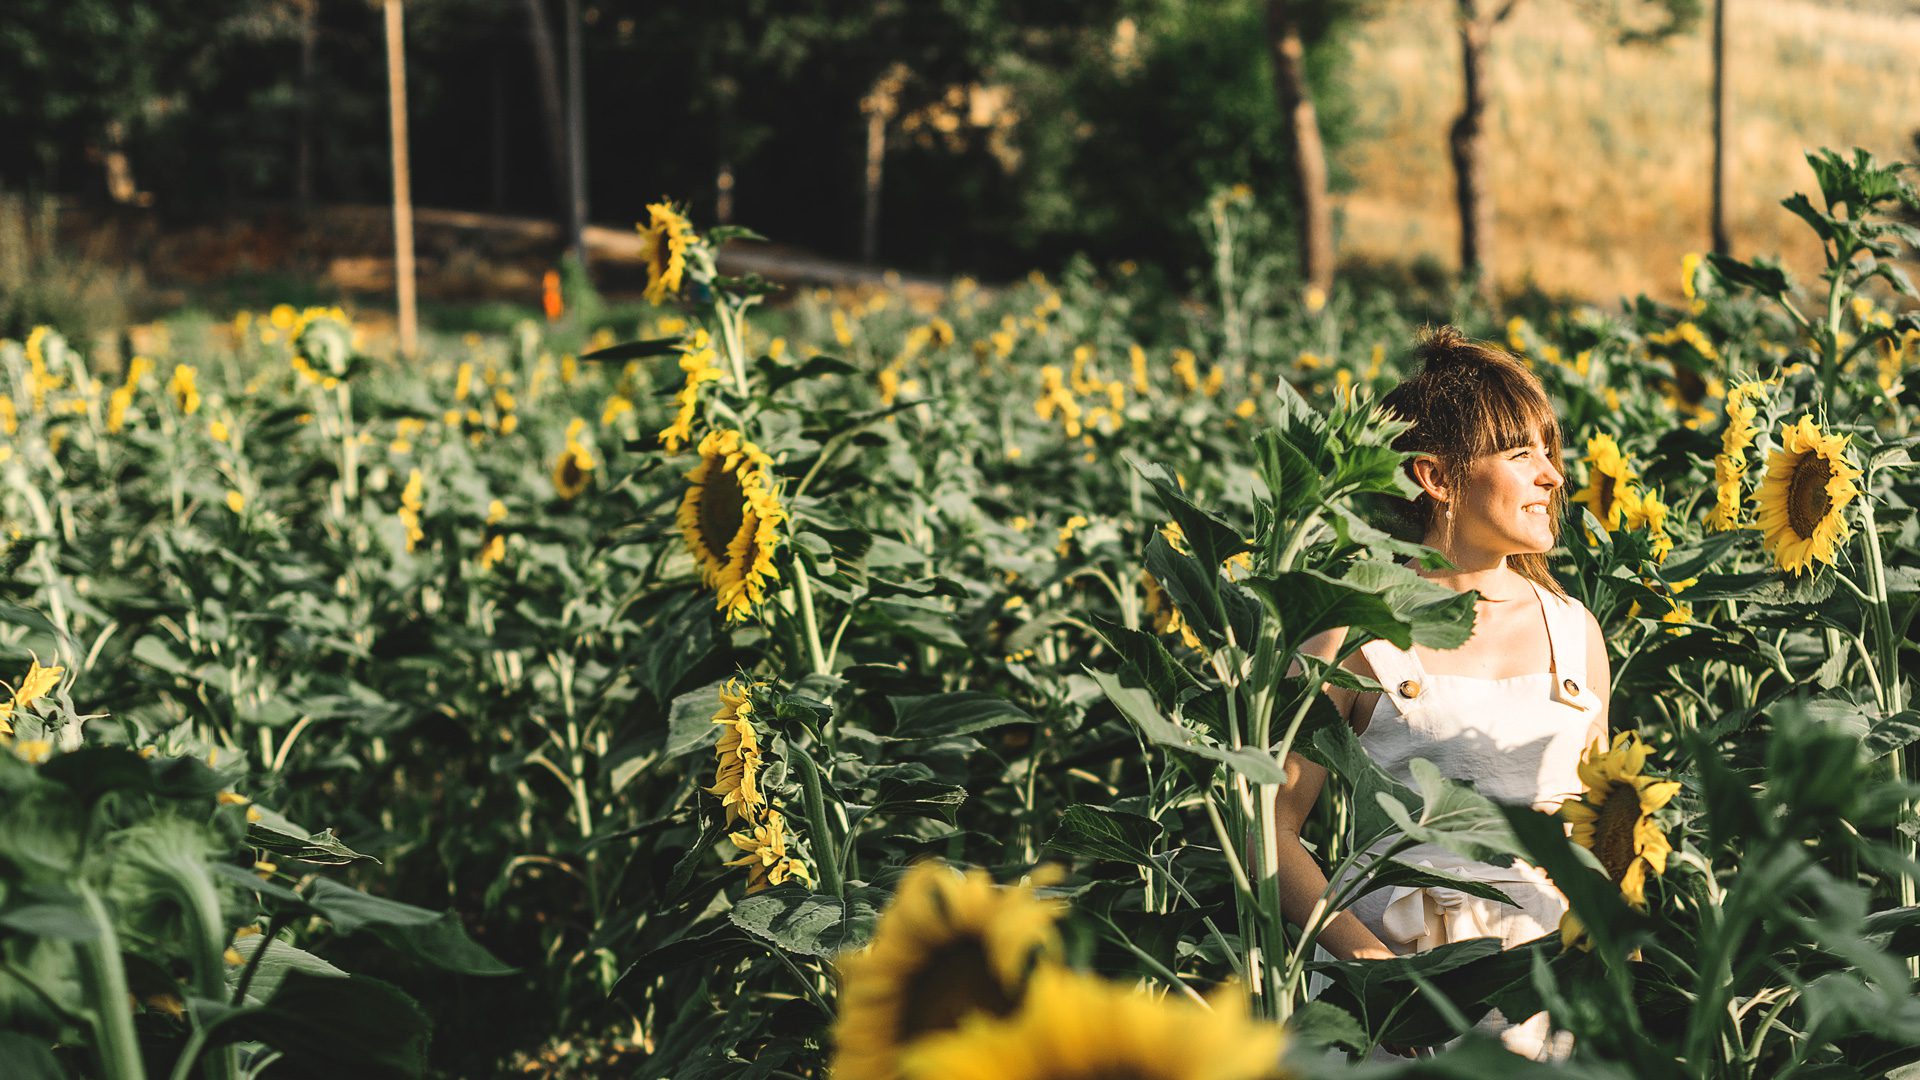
left=1709, top=0, right=1730, bottom=255
left=560, top=0, right=587, bottom=267
left=295, top=0, right=317, bottom=213
left=1450, top=1, right=1494, bottom=288
left=523, top=0, right=571, bottom=256
left=384, top=0, right=417, bottom=359
left=1265, top=0, right=1334, bottom=300
left=101, top=120, right=139, bottom=205
left=861, top=108, right=885, bottom=264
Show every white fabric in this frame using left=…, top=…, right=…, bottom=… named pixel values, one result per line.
left=1326, top=577, right=1599, bottom=1062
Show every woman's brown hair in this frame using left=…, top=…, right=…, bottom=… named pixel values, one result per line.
left=1378, top=325, right=1568, bottom=599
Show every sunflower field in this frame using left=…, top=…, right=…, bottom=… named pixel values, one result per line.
left=0, top=147, right=1917, bottom=1079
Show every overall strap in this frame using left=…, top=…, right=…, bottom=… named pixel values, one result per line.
left=1358, top=636, right=1433, bottom=708
left=1532, top=579, right=1592, bottom=710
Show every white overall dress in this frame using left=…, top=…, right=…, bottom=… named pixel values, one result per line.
left=1327, top=577, right=1604, bottom=1060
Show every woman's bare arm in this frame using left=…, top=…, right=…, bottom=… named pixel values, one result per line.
left=1270, top=627, right=1397, bottom=961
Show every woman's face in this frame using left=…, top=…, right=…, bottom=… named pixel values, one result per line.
left=1442, top=436, right=1565, bottom=556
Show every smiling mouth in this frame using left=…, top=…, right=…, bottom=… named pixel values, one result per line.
left=1523, top=504, right=1549, bottom=515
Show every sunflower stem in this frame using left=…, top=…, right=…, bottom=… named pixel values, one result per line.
left=1856, top=495, right=1917, bottom=944
left=790, top=745, right=843, bottom=898
left=789, top=558, right=831, bottom=678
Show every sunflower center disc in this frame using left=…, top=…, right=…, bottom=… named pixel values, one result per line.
left=1593, top=781, right=1643, bottom=885
left=1786, top=453, right=1834, bottom=540
left=896, top=940, right=1018, bottom=1043
left=697, top=465, right=748, bottom=560
left=1597, top=474, right=1617, bottom=520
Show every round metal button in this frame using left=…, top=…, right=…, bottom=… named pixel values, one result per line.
left=1397, top=680, right=1421, bottom=699
left=1562, top=678, right=1580, bottom=697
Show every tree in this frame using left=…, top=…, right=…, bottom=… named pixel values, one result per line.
left=1449, top=0, right=1702, bottom=289
left=1265, top=0, right=1335, bottom=301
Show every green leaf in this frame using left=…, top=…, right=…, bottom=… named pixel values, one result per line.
left=866, top=777, right=967, bottom=824
left=228, top=935, right=346, bottom=1003
left=0, top=1034, right=63, bottom=1080
left=248, top=820, right=376, bottom=867
left=1089, top=614, right=1202, bottom=710
left=1255, top=428, right=1326, bottom=518
left=1353, top=860, right=1518, bottom=907
left=303, top=879, right=514, bottom=976
left=664, top=679, right=729, bottom=761
left=1303, top=722, right=1418, bottom=845
left=888, top=692, right=1032, bottom=740
left=1245, top=570, right=1410, bottom=652
left=1707, top=252, right=1792, bottom=300
left=579, top=336, right=684, bottom=362
left=1144, top=532, right=1223, bottom=644
left=1087, top=669, right=1287, bottom=784
left=1128, top=457, right=1250, bottom=571
left=215, top=971, right=430, bottom=1080
left=728, top=884, right=882, bottom=956
left=1378, top=760, right=1527, bottom=867
left=1284, top=999, right=1367, bottom=1053
left=1046, top=805, right=1164, bottom=866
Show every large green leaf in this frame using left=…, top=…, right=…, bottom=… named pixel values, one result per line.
left=1378, top=760, right=1527, bottom=867
left=1304, top=722, right=1419, bottom=847
left=229, top=934, right=346, bottom=1003
left=1090, top=614, right=1202, bottom=710
left=728, top=884, right=882, bottom=956
left=1246, top=570, right=1410, bottom=653
left=1128, top=457, right=1250, bottom=571
left=303, top=879, right=514, bottom=976
left=1353, top=860, right=1518, bottom=908
left=664, top=680, right=729, bottom=761
left=887, top=692, right=1032, bottom=740
left=1088, top=669, right=1287, bottom=784
left=214, top=971, right=430, bottom=1080
left=1046, top=804, right=1163, bottom=866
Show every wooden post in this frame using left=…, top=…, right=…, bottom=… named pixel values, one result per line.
left=1709, top=0, right=1731, bottom=256
left=561, top=0, right=588, bottom=267
left=1450, top=0, right=1495, bottom=290
left=384, top=0, right=417, bottom=358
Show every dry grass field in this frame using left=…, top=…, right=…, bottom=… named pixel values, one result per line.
left=1338, top=0, right=1920, bottom=301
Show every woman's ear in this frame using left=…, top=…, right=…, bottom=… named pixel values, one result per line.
left=1409, top=454, right=1450, bottom=502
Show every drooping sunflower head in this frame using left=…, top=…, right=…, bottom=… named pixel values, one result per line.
left=832, top=861, right=1067, bottom=1080
left=706, top=679, right=766, bottom=825
left=1753, top=414, right=1862, bottom=575
left=1572, top=432, right=1638, bottom=533
left=675, top=429, right=785, bottom=621
left=638, top=201, right=697, bottom=306
left=1561, top=731, right=1680, bottom=910
left=898, top=967, right=1286, bottom=1080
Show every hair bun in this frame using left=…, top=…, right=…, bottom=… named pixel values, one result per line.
left=1413, top=324, right=1481, bottom=373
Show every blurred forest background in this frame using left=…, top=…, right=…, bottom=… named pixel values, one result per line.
left=3, top=0, right=1919, bottom=327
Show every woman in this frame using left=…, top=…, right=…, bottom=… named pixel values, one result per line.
left=1273, top=325, right=1610, bottom=1060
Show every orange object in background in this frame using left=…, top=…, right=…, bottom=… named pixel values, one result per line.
left=542, top=270, right=564, bottom=321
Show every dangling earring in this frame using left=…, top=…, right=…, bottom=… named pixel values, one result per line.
left=1444, top=502, right=1454, bottom=522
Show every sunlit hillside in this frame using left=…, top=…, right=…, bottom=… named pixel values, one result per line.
left=1339, top=0, right=1920, bottom=300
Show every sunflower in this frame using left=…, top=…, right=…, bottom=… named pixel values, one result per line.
left=1572, top=433, right=1638, bottom=532
left=552, top=418, right=593, bottom=500
left=1753, top=415, right=1862, bottom=575
left=0, top=657, right=64, bottom=736
left=898, top=968, right=1285, bottom=1080
left=399, top=468, right=426, bottom=552
left=658, top=330, right=726, bottom=453
left=637, top=201, right=696, bottom=306
left=1706, top=382, right=1768, bottom=532
left=724, top=809, right=812, bottom=893
left=832, top=861, right=1067, bottom=1080
left=1560, top=731, right=1680, bottom=909
left=676, top=429, right=785, bottom=622
left=705, top=680, right=767, bottom=825
left=1141, top=571, right=1201, bottom=650
left=168, top=364, right=201, bottom=415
